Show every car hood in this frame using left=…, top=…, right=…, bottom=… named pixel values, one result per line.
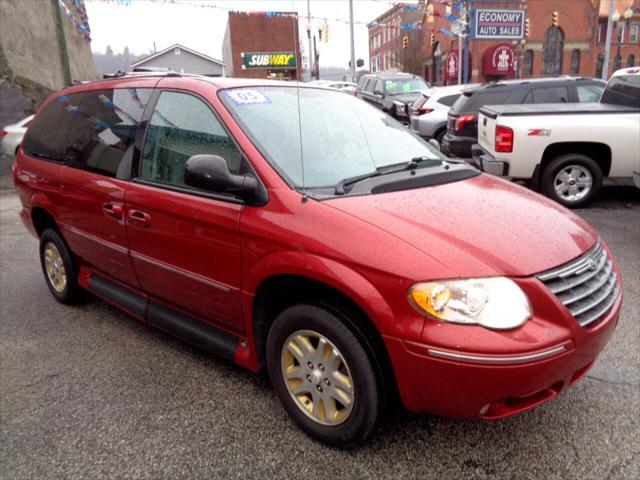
left=391, top=93, right=421, bottom=104
left=327, top=173, right=598, bottom=278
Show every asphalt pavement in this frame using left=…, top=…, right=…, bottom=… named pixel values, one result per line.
left=1, top=154, right=638, bottom=479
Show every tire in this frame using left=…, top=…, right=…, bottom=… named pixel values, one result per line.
left=266, top=304, right=382, bottom=448
left=39, top=228, right=83, bottom=304
left=434, top=129, right=446, bottom=145
left=541, top=154, right=603, bottom=208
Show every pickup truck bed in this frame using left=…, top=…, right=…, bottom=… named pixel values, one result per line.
left=480, top=103, right=640, bottom=117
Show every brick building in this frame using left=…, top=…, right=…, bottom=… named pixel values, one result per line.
left=222, top=12, right=302, bottom=80
left=368, top=0, right=639, bottom=86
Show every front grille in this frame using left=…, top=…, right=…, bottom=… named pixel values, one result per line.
left=537, top=240, right=620, bottom=328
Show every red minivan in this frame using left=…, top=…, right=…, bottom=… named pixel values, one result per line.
left=13, top=74, right=622, bottom=447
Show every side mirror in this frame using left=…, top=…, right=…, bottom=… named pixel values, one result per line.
left=184, top=154, right=259, bottom=201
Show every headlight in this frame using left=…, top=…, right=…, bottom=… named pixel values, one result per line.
left=409, top=277, right=531, bottom=330
left=393, top=101, right=405, bottom=114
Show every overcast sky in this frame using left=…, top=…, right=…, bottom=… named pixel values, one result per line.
left=85, top=0, right=416, bottom=67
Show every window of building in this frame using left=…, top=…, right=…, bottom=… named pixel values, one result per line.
left=175, top=47, right=181, bottom=55
left=523, top=49, right=534, bottom=76
left=628, top=54, right=636, bottom=67
left=542, top=26, right=564, bottom=75
left=597, top=24, right=603, bottom=43
left=595, top=52, right=605, bottom=78
left=570, top=49, right=581, bottom=75
left=630, top=24, right=639, bottom=44
left=141, top=91, right=242, bottom=189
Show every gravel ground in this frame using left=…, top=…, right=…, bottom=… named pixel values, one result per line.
left=1, top=154, right=638, bottom=479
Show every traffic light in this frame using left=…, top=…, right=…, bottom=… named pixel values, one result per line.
left=430, top=33, right=436, bottom=46
left=525, top=18, right=530, bottom=37
left=322, top=23, right=330, bottom=43
left=552, top=11, right=559, bottom=28
left=402, top=35, right=409, bottom=49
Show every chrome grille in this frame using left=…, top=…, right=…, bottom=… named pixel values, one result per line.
left=537, top=240, right=620, bottom=328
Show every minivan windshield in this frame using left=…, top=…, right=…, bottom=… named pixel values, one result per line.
left=220, top=86, right=446, bottom=190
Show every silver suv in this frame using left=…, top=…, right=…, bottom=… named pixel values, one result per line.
left=409, top=84, right=478, bottom=143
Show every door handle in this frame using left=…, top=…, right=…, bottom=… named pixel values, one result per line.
left=128, top=210, right=151, bottom=228
left=103, top=202, right=123, bottom=220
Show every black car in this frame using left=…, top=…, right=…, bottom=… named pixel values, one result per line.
left=441, top=77, right=606, bottom=158
left=356, top=72, right=430, bottom=122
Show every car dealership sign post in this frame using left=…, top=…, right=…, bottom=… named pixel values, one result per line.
left=473, top=9, right=525, bottom=40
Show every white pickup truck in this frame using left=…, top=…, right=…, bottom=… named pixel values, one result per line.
left=472, top=67, right=640, bottom=207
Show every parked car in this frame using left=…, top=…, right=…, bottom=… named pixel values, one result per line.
left=356, top=72, right=430, bottom=122
left=1, top=115, right=33, bottom=158
left=14, top=74, right=621, bottom=448
left=409, top=84, right=479, bottom=143
left=472, top=67, right=640, bottom=207
left=441, top=77, right=606, bottom=159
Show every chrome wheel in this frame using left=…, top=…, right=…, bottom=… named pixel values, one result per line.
left=281, top=330, right=354, bottom=426
left=43, top=242, right=67, bottom=293
left=554, top=165, right=593, bottom=202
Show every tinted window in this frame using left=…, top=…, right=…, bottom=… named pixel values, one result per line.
left=437, top=94, right=460, bottom=107
left=529, top=87, right=570, bottom=103
left=577, top=84, right=605, bottom=103
left=65, top=88, right=151, bottom=176
left=374, top=80, right=383, bottom=93
left=454, top=90, right=511, bottom=113
left=22, top=94, right=83, bottom=161
left=601, top=75, right=640, bottom=108
left=141, top=91, right=242, bottom=189
left=356, top=77, right=367, bottom=90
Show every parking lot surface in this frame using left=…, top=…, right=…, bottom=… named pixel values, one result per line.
left=1, top=154, right=638, bottom=479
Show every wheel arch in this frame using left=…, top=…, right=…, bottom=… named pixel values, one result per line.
left=245, top=253, right=399, bottom=402
left=540, top=142, right=611, bottom=177
left=31, top=205, right=59, bottom=237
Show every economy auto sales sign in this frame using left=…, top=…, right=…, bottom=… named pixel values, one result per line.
left=242, top=52, right=297, bottom=69
left=473, top=9, right=525, bottom=40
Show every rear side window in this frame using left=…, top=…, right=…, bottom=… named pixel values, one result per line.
left=601, top=75, right=640, bottom=108
left=454, top=90, right=512, bottom=113
left=437, top=94, right=460, bottom=107
left=577, top=84, right=605, bottom=102
left=356, top=77, right=368, bottom=90
left=66, top=88, right=152, bottom=177
left=524, top=87, right=570, bottom=103
left=22, top=94, right=83, bottom=162
left=140, top=91, right=242, bottom=190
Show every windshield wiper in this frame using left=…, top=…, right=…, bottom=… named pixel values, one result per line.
left=334, top=157, right=442, bottom=195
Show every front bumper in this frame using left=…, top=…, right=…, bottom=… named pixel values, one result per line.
left=471, top=143, right=509, bottom=176
left=384, top=277, right=622, bottom=419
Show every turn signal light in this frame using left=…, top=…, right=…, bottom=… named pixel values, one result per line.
left=495, top=125, right=514, bottom=153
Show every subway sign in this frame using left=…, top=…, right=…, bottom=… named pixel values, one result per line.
left=473, top=9, right=525, bottom=40
left=242, top=52, right=297, bottom=69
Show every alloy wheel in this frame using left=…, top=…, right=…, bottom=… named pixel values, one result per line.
left=43, top=242, right=67, bottom=293
left=281, top=330, right=354, bottom=426
left=553, top=165, right=593, bottom=202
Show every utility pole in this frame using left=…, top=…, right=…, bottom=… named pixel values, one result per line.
left=463, top=1, right=472, bottom=84
left=348, top=0, right=356, bottom=83
left=307, top=0, right=313, bottom=80
left=458, top=34, right=463, bottom=84
left=602, top=0, right=615, bottom=80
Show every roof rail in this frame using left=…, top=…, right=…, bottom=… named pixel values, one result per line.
left=101, top=69, right=182, bottom=80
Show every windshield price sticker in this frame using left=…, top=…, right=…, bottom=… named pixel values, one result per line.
left=226, top=90, right=270, bottom=106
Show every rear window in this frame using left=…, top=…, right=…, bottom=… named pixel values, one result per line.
left=452, top=90, right=512, bottom=113
left=437, top=94, right=460, bottom=107
left=22, top=94, right=83, bottom=161
left=356, top=77, right=368, bottom=90
left=601, top=75, right=640, bottom=108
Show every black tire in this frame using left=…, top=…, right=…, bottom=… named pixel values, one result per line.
left=39, top=228, right=83, bottom=304
left=541, top=154, right=603, bottom=208
left=434, top=128, right=446, bottom=145
left=266, top=304, right=382, bottom=448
